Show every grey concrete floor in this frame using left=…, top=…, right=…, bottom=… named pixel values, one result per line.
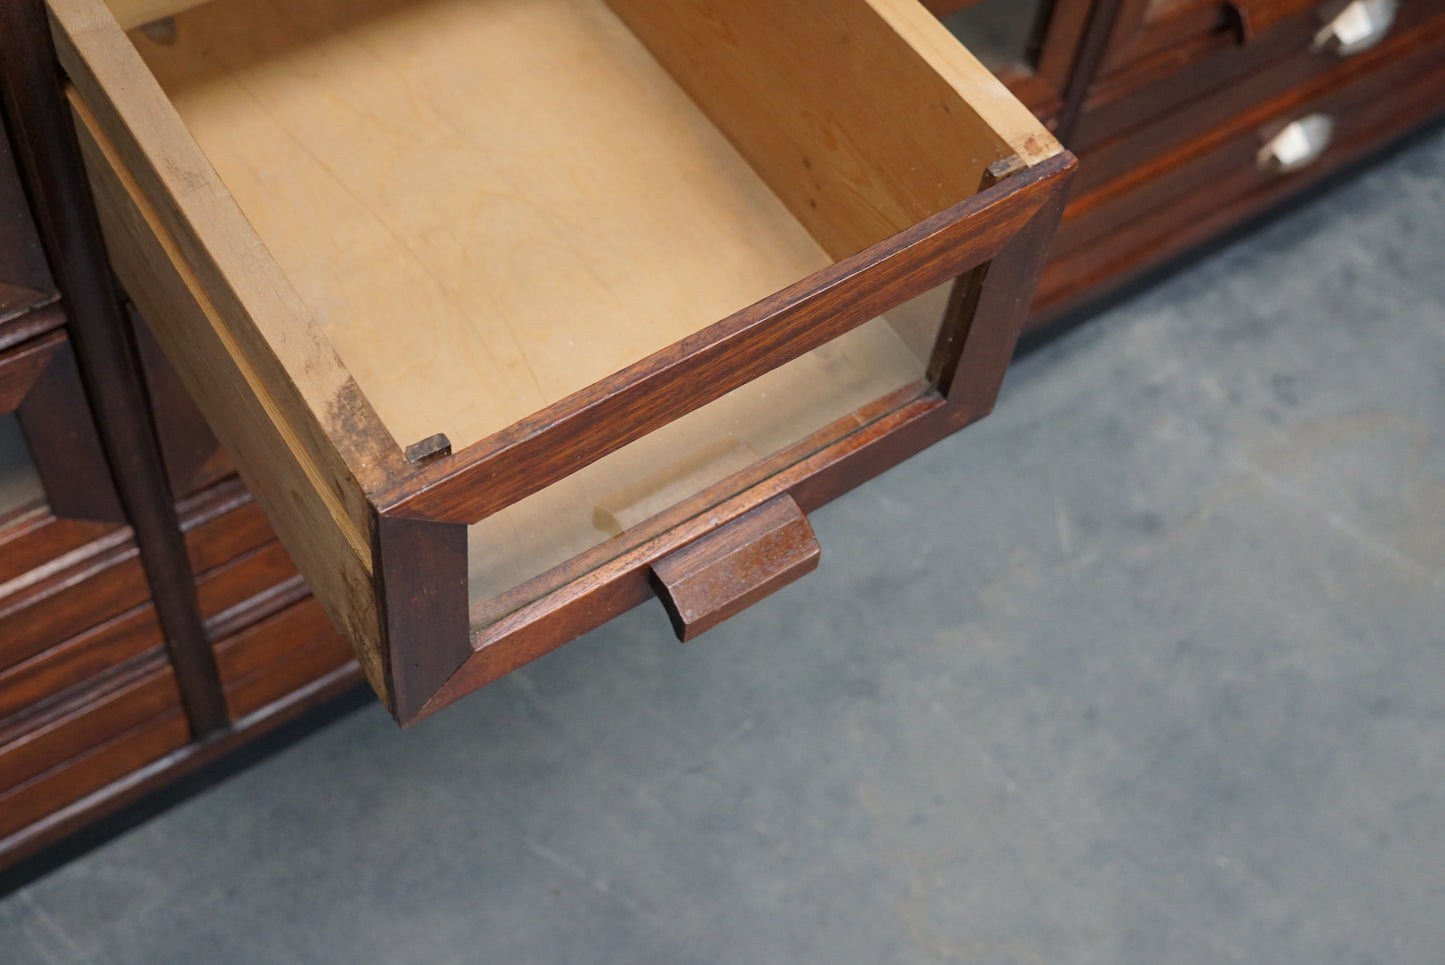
left=5, top=128, right=1445, bottom=964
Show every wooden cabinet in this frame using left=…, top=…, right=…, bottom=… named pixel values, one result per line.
left=54, top=0, right=1073, bottom=724
left=0, top=0, right=1441, bottom=869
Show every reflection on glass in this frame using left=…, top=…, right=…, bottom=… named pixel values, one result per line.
left=941, top=0, right=1049, bottom=73
left=0, top=412, right=45, bottom=518
left=466, top=281, right=958, bottom=625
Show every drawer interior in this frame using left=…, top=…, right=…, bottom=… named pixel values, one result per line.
left=62, top=0, right=1059, bottom=671
left=103, top=0, right=1033, bottom=618
left=127, top=0, right=1015, bottom=456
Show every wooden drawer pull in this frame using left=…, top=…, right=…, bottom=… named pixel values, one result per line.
left=651, top=495, right=820, bottom=642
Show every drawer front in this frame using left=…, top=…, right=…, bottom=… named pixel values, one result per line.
left=1033, top=15, right=1445, bottom=318
left=0, top=656, right=186, bottom=851
left=53, top=0, right=1071, bottom=724
left=1077, top=1, right=1445, bottom=184
left=0, top=602, right=162, bottom=722
left=214, top=594, right=354, bottom=722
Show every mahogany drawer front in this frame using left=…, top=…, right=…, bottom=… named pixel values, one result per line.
left=214, top=594, right=354, bottom=722
left=55, top=0, right=1071, bottom=724
left=0, top=602, right=162, bottom=722
left=1076, top=0, right=1445, bottom=186
left=0, top=712, right=187, bottom=842
left=0, top=658, right=180, bottom=808
left=0, top=529, right=152, bottom=675
left=1033, top=16, right=1445, bottom=317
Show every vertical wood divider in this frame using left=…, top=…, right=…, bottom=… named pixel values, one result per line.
left=0, top=0, right=229, bottom=737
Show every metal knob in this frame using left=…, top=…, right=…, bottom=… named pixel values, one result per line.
left=1313, top=0, right=1399, bottom=56
left=1257, top=114, right=1335, bottom=173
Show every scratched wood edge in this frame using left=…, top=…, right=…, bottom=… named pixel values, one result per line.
left=45, top=0, right=409, bottom=508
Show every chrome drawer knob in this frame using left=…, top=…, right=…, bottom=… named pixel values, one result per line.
left=1257, top=114, right=1335, bottom=172
left=1313, top=0, right=1399, bottom=56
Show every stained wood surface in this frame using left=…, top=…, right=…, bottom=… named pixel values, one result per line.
left=0, top=659, right=179, bottom=794
left=651, top=494, right=819, bottom=641
left=0, top=603, right=161, bottom=721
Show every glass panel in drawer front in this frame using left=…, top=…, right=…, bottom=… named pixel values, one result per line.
left=0, top=412, right=44, bottom=521
left=941, top=0, right=1053, bottom=72
left=465, top=281, right=956, bottom=622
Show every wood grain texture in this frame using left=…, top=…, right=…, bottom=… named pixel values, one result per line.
left=216, top=596, right=353, bottom=721
left=608, top=0, right=1054, bottom=259
left=50, top=0, right=410, bottom=702
left=0, top=657, right=178, bottom=794
left=64, top=86, right=390, bottom=704
left=5, top=0, right=227, bottom=735
left=651, top=494, right=819, bottom=642
left=417, top=384, right=973, bottom=722
left=0, top=602, right=161, bottom=722
left=0, top=703, right=188, bottom=839
left=0, top=511, right=115, bottom=586
left=382, top=161, right=1064, bottom=526
left=0, top=331, right=64, bottom=413
left=374, top=514, right=470, bottom=724
left=129, top=304, right=227, bottom=499
left=194, top=539, right=298, bottom=628
left=0, top=530, right=148, bottom=674
left=0, top=659, right=363, bottom=871
left=177, top=477, right=271, bottom=575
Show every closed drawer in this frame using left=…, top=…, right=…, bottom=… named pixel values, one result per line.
left=1034, top=14, right=1445, bottom=316
left=1077, top=0, right=1444, bottom=185
left=214, top=594, right=355, bottom=722
left=0, top=657, right=185, bottom=840
left=54, top=0, right=1073, bottom=724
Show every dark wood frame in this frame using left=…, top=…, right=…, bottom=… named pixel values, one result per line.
left=372, top=152, right=1074, bottom=725
left=0, top=0, right=227, bottom=736
left=1, top=330, right=123, bottom=526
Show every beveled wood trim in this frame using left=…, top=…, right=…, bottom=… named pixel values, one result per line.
left=1, top=331, right=124, bottom=524
left=373, top=514, right=471, bottom=723
left=17, top=338, right=126, bottom=523
left=0, top=659, right=365, bottom=875
left=932, top=155, right=1075, bottom=411
left=379, top=158, right=1069, bottom=527
left=0, top=0, right=226, bottom=735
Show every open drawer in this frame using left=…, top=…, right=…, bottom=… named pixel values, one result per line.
left=49, top=0, right=1073, bottom=724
